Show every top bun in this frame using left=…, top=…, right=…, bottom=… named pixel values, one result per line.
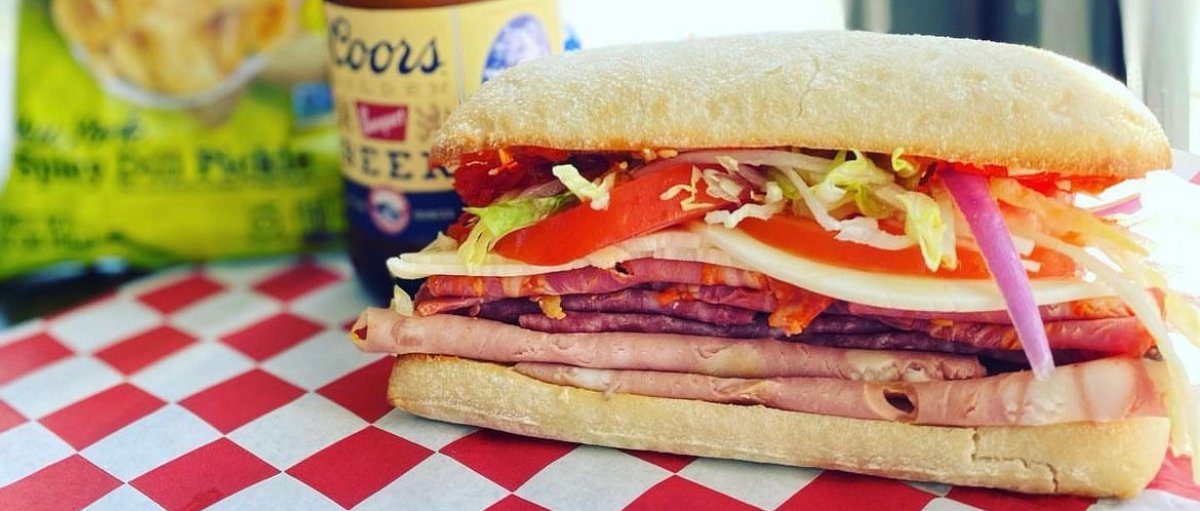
left=432, top=31, right=1169, bottom=179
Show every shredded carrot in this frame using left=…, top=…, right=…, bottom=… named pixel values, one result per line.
left=767, top=280, right=834, bottom=335
left=654, top=286, right=696, bottom=305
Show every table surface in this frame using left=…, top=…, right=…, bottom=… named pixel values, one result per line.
left=4, top=157, right=1200, bottom=510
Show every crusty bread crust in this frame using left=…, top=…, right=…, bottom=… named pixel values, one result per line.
left=389, top=354, right=1169, bottom=498
left=432, top=31, right=1169, bottom=178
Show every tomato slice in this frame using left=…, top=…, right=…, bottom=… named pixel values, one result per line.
left=933, top=160, right=1120, bottom=195
left=454, top=147, right=622, bottom=207
left=494, top=164, right=735, bottom=265
left=738, top=214, right=1078, bottom=279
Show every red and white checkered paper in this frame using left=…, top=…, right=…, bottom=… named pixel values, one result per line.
left=3, top=154, right=1200, bottom=511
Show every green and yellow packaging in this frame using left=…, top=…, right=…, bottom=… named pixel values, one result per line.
left=0, top=0, right=342, bottom=278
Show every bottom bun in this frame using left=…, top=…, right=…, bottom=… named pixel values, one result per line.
left=387, top=354, right=1169, bottom=498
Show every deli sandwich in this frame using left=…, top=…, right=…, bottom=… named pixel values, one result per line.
left=350, top=31, right=1200, bottom=497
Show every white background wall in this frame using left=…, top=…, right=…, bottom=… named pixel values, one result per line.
left=560, top=0, right=845, bottom=48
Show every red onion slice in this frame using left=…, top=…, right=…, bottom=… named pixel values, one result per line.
left=1085, top=193, right=1142, bottom=217
left=942, top=170, right=1055, bottom=379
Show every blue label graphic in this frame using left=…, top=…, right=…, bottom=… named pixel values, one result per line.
left=482, top=14, right=552, bottom=83
left=344, top=178, right=462, bottom=245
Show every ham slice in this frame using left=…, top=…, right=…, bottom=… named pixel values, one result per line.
left=514, top=357, right=1166, bottom=427
left=353, top=308, right=986, bottom=381
left=902, top=357, right=1165, bottom=426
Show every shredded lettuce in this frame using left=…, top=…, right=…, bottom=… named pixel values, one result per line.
left=826, top=150, right=848, bottom=174
left=775, top=165, right=929, bottom=255
left=422, top=232, right=460, bottom=253
left=776, top=166, right=843, bottom=231
left=895, top=190, right=948, bottom=271
left=716, top=156, right=740, bottom=173
left=767, top=168, right=811, bottom=216
left=891, top=148, right=919, bottom=178
left=467, top=194, right=572, bottom=238
left=704, top=202, right=782, bottom=228
left=704, top=182, right=785, bottom=228
left=810, top=151, right=894, bottom=217
left=661, top=166, right=713, bottom=211
left=457, top=223, right=496, bottom=266
left=834, top=217, right=914, bottom=250
left=1166, top=293, right=1200, bottom=346
left=701, top=168, right=745, bottom=202
left=553, top=164, right=615, bottom=210
left=769, top=168, right=800, bottom=199
left=765, top=181, right=784, bottom=204
left=930, top=183, right=960, bottom=269
left=786, top=150, right=949, bottom=269
left=458, top=193, right=574, bottom=265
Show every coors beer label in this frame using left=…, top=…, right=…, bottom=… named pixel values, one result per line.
left=326, top=0, right=561, bottom=260
left=325, top=0, right=561, bottom=195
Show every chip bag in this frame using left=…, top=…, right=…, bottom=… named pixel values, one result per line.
left=0, top=0, right=342, bottom=278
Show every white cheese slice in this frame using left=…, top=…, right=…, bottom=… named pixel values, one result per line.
left=691, top=223, right=1112, bottom=312
left=388, top=229, right=752, bottom=279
